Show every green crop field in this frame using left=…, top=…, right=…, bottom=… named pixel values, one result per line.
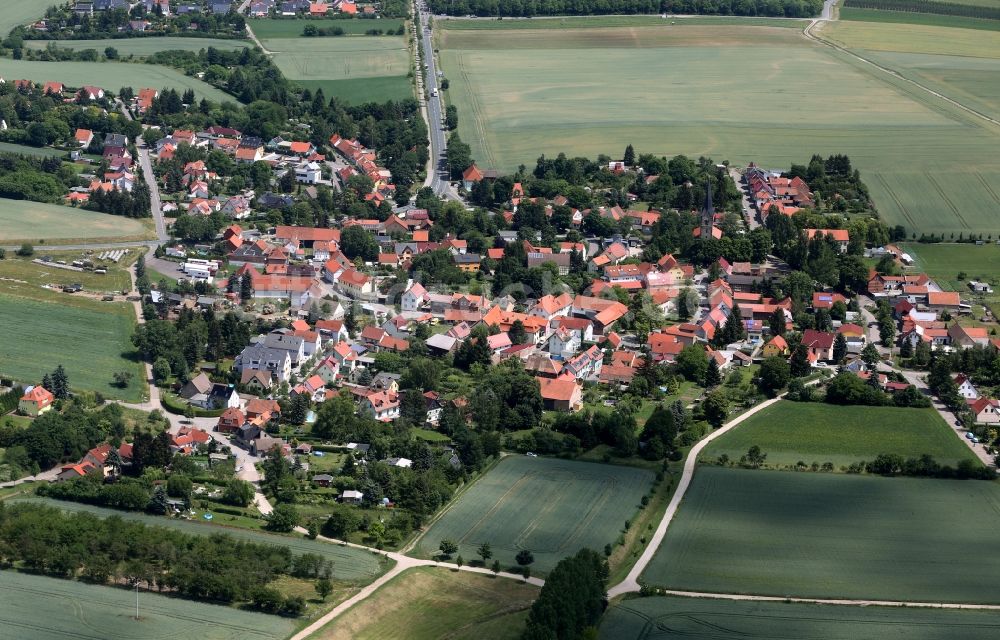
left=311, top=567, right=538, bottom=640
left=0, top=293, right=145, bottom=401
left=438, top=15, right=806, bottom=30
left=0, top=0, right=50, bottom=39
left=642, top=467, right=1000, bottom=603
left=263, top=35, right=413, bottom=104
left=412, top=455, right=654, bottom=573
left=25, top=37, right=250, bottom=55
left=600, top=595, right=1000, bottom=640
left=437, top=22, right=1000, bottom=235
left=0, top=571, right=295, bottom=640
left=817, top=19, right=1000, bottom=57
left=0, top=58, right=234, bottom=102
left=702, top=402, right=977, bottom=468
left=17, top=497, right=388, bottom=582
left=250, top=18, right=405, bottom=37
left=841, top=7, right=1000, bottom=30
left=296, top=76, right=413, bottom=104
left=0, top=142, right=64, bottom=158
left=0, top=199, right=150, bottom=243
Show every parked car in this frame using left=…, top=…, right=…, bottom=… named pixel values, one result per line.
left=526, top=452, right=537, bottom=457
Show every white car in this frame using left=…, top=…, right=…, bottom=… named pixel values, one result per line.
left=526, top=452, right=537, bottom=458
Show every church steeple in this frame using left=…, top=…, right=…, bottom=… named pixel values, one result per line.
left=699, top=179, right=715, bottom=241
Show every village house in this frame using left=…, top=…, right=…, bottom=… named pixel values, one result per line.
left=18, top=385, right=55, bottom=417
left=537, top=377, right=583, bottom=412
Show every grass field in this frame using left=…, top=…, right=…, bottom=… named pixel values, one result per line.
left=250, top=18, right=405, bottom=37
left=0, top=199, right=150, bottom=243
left=437, top=21, right=1000, bottom=235
left=263, top=35, right=412, bottom=104
left=17, top=497, right=388, bottom=582
left=600, top=595, right=1000, bottom=639
left=840, top=7, right=1000, bottom=30
left=642, top=467, right=1000, bottom=603
left=0, top=293, right=145, bottom=401
left=902, top=242, right=1000, bottom=290
left=0, top=571, right=295, bottom=640
left=0, top=251, right=137, bottom=295
left=0, top=58, right=234, bottom=102
left=0, top=0, right=50, bottom=39
left=438, top=15, right=806, bottom=29
left=25, top=37, right=250, bottom=55
left=310, top=567, right=538, bottom=640
left=412, top=455, right=654, bottom=573
left=701, top=402, right=977, bottom=468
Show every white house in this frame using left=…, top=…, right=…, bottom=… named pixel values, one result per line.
left=401, top=282, right=428, bottom=312
left=955, top=374, right=979, bottom=400
left=295, top=161, right=322, bottom=184
left=549, top=327, right=581, bottom=359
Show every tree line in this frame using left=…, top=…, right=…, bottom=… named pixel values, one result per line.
left=0, top=502, right=325, bottom=616
left=429, top=0, right=823, bottom=18
left=846, top=0, right=1000, bottom=19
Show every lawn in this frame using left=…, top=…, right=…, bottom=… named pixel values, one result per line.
left=641, top=467, right=1000, bottom=603
left=0, top=58, right=234, bottom=102
left=412, top=455, right=654, bottom=573
left=437, top=21, right=1000, bottom=235
left=25, top=37, right=251, bottom=55
left=0, top=571, right=295, bottom=640
left=16, top=497, right=389, bottom=583
left=0, top=293, right=145, bottom=402
left=600, top=595, right=1000, bottom=640
left=0, top=199, right=150, bottom=243
left=840, top=7, right=1000, bottom=31
left=250, top=18, right=405, bottom=38
left=263, top=35, right=413, bottom=104
left=701, top=402, right=978, bottom=468
left=0, top=0, right=51, bottom=39
left=310, top=566, right=538, bottom=640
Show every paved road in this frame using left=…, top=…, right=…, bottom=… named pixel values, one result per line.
left=899, top=369, right=997, bottom=469
left=415, top=4, right=460, bottom=201
left=728, top=166, right=757, bottom=229
left=656, top=589, right=1000, bottom=611
left=136, top=139, right=169, bottom=243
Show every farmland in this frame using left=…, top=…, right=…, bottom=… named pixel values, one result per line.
left=438, top=15, right=806, bottom=30
left=261, top=32, right=412, bottom=104
left=249, top=18, right=405, bottom=38
left=436, top=21, right=1000, bottom=235
left=24, top=37, right=250, bottom=56
left=412, top=455, right=654, bottom=573
left=0, top=250, right=137, bottom=295
left=816, top=19, right=1000, bottom=57
left=599, top=595, right=1000, bottom=640
left=0, top=58, right=234, bottom=103
left=841, top=6, right=1000, bottom=30
left=0, top=199, right=150, bottom=243
left=641, top=467, right=1000, bottom=603
left=0, top=293, right=145, bottom=402
left=0, top=0, right=50, bottom=39
left=701, top=402, right=977, bottom=468
left=311, top=567, right=538, bottom=640
left=0, top=142, right=64, bottom=157
left=0, top=571, right=296, bottom=640
left=16, top=497, right=389, bottom=583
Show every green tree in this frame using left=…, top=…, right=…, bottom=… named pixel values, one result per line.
left=266, top=504, right=300, bottom=533
left=743, top=445, right=767, bottom=469
left=222, top=479, right=254, bottom=507
left=439, top=539, right=459, bottom=558
left=702, top=390, right=728, bottom=428
left=315, top=578, right=333, bottom=601
left=676, top=344, right=709, bottom=383
left=789, top=344, right=811, bottom=378
left=521, top=549, right=608, bottom=640
left=768, top=308, right=786, bottom=338
left=861, top=343, right=880, bottom=369
left=516, top=549, right=535, bottom=566
left=704, top=357, right=721, bottom=387
left=757, top=356, right=790, bottom=396
left=832, top=333, right=848, bottom=363
left=477, top=541, right=492, bottom=565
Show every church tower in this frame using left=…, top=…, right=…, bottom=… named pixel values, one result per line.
left=699, top=179, right=715, bottom=241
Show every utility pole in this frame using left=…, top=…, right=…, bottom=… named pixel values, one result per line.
left=134, top=580, right=140, bottom=620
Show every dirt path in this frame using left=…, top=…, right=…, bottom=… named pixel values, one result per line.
left=658, top=588, right=1000, bottom=611
left=606, top=395, right=786, bottom=597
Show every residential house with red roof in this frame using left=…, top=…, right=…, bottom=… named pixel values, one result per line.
left=19, top=385, right=54, bottom=417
